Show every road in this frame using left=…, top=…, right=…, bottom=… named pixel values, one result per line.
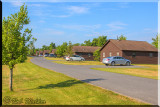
left=31, top=57, right=158, bottom=104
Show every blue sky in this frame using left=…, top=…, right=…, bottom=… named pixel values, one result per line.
left=3, top=2, right=158, bottom=48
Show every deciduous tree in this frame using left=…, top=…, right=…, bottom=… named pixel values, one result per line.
left=2, top=4, right=33, bottom=91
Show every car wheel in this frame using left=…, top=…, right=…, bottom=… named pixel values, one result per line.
left=111, top=62, right=115, bottom=66
left=126, top=62, right=130, bottom=66
left=105, top=64, right=109, bottom=66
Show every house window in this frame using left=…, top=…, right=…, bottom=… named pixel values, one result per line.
left=103, top=52, right=105, bottom=57
left=117, top=52, right=119, bottom=56
left=109, top=52, right=112, bottom=57
left=149, top=53, right=153, bottom=57
left=132, top=52, right=136, bottom=58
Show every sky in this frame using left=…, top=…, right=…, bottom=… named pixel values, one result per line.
left=2, top=2, right=158, bottom=48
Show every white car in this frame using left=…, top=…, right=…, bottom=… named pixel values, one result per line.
left=66, top=55, right=85, bottom=61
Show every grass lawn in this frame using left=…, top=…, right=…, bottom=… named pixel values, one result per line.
left=91, top=64, right=158, bottom=80
left=53, top=61, right=104, bottom=65
left=2, top=58, right=147, bottom=105
left=45, top=57, right=65, bottom=60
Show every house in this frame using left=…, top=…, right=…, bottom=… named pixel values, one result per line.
left=72, top=46, right=101, bottom=60
left=43, top=50, right=50, bottom=56
left=39, top=51, right=43, bottom=56
left=99, top=39, right=158, bottom=64
left=51, top=49, right=56, bottom=54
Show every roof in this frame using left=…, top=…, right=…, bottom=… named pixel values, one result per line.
left=100, top=39, right=158, bottom=52
left=72, top=46, right=101, bottom=53
left=43, top=50, right=50, bottom=53
left=39, top=51, right=43, bottom=53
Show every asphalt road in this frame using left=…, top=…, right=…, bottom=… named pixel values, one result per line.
left=31, top=57, right=158, bottom=104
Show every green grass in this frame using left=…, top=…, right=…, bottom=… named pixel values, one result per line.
left=45, top=57, right=65, bottom=60
left=2, top=58, right=148, bottom=105
left=53, top=61, right=104, bottom=65
left=92, top=64, right=158, bottom=80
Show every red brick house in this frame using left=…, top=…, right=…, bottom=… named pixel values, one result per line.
left=38, top=51, right=43, bottom=56
left=72, top=46, right=101, bottom=60
left=99, top=39, right=158, bottom=64
left=43, top=50, right=50, bottom=56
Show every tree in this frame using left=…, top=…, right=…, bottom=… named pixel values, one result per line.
left=41, top=45, right=49, bottom=51
left=73, top=43, right=80, bottom=46
left=97, top=36, right=107, bottom=47
left=117, top=35, right=127, bottom=40
left=65, top=41, right=73, bottom=56
left=28, top=37, right=37, bottom=56
left=84, top=40, right=92, bottom=46
left=49, top=42, right=56, bottom=53
left=92, top=38, right=98, bottom=46
left=93, top=49, right=100, bottom=61
left=2, top=4, right=33, bottom=91
left=152, top=35, right=158, bottom=48
left=55, top=42, right=68, bottom=57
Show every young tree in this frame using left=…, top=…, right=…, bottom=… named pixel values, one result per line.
left=93, top=49, right=100, bottom=61
left=2, top=4, right=33, bottom=91
left=65, top=41, right=73, bottom=56
left=117, top=35, right=127, bottom=40
left=152, top=35, right=158, bottom=48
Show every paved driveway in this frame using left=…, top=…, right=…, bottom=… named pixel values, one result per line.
left=31, top=57, right=158, bottom=104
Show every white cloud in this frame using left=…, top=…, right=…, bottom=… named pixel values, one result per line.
left=44, top=28, right=64, bottom=35
left=51, top=14, right=71, bottom=18
left=55, top=24, right=101, bottom=31
left=106, top=21, right=128, bottom=32
left=10, top=1, right=24, bottom=7
left=68, top=6, right=89, bottom=14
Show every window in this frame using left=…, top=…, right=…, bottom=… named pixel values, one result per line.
left=103, top=52, right=105, bottom=57
left=88, top=54, right=91, bottom=57
left=109, top=52, right=112, bottom=57
left=117, top=52, right=119, bottom=56
left=149, top=53, right=153, bottom=57
left=132, top=52, right=136, bottom=58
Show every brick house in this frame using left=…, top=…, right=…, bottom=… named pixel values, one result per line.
left=72, top=46, right=101, bottom=60
left=43, top=50, right=50, bottom=56
left=39, top=51, right=43, bottom=56
left=99, top=39, right=158, bottom=64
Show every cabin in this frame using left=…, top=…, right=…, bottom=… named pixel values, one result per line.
left=72, top=46, right=101, bottom=60
left=99, top=39, right=158, bottom=64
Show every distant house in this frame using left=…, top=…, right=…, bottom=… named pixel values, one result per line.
left=99, top=39, right=158, bottom=64
left=72, top=46, right=101, bottom=60
left=39, top=51, right=43, bottom=56
left=43, top=50, right=50, bottom=56
left=51, top=49, right=56, bottom=54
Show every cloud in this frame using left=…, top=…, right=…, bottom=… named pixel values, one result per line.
left=118, top=2, right=130, bottom=8
left=51, top=14, right=71, bottom=18
left=68, top=6, right=89, bottom=14
left=10, top=1, right=24, bottom=7
left=44, top=28, right=64, bottom=35
left=55, top=24, right=101, bottom=31
left=106, top=21, right=128, bottom=32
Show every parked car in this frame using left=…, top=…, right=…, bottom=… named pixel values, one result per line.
left=44, top=54, right=49, bottom=57
left=102, top=56, right=131, bottom=66
left=49, top=54, right=56, bottom=57
left=66, top=55, right=85, bottom=61
left=39, top=54, right=43, bottom=57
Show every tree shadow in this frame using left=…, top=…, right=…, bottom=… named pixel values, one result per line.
left=36, top=78, right=105, bottom=89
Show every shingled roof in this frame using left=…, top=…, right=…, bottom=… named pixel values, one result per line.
left=100, top=39, right=158, bottom=52
left=72, top=46, right=101, bottom=53
left=100, top=39, right=158, bottom=51
left=43, top=50, right=50, bottom=53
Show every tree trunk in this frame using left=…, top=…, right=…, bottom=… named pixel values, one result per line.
left=10, top=68, right=13, bottom=91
